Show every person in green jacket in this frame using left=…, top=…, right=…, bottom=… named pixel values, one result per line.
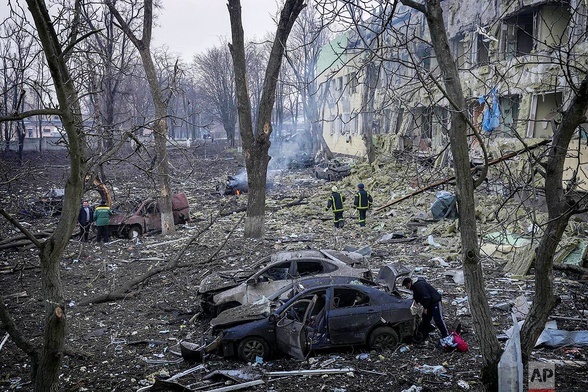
left=93, top=201, right=112, bottom=243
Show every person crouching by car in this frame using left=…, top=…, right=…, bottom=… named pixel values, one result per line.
left=402, top=277, right=449, bottom=340
left=93, top=201, right=112, bottom=244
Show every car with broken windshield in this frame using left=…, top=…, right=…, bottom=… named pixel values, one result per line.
left=198, top=249, right=371, bottom=315
left=210, top=275, right=378, bottom=330
left=217, top=283, right=417, bottom=362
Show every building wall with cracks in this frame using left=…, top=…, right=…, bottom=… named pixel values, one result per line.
left=318, top=0, right=588, bottom=185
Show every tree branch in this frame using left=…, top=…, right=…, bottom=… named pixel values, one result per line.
left=0, top=208, right=42, bottom=248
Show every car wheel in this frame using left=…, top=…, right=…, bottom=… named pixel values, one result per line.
left=216, top=301, right=240, bottom=316
left=127, top=225, right=142, bottom=239
left=237, top=337, right=270, bottom=362
left=368, top=326, right=399, bottom=351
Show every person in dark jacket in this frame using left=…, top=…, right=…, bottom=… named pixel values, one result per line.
left=326, top=186, right=345, bottom=228
left=403, top=277, right=449, bottom=339
left=353, top=183, right=373, bottom=227
left=78, top=200, right=94, bottom=242
left=93, top=201, right=112, bottom=243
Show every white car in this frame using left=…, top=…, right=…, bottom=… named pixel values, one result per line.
left=198, top=249, right=372, bottom=316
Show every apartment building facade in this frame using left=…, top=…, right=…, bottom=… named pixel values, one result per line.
left=318, top=0, right=588, bottom=178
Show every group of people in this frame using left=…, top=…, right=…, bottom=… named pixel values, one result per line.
left=325, top=183, right=373, bottom=228
left=325, top=183, right=454, bottom=346
left=78, top=200, right=112, bottom=243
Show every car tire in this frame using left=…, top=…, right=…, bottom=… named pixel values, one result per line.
left=127, top=225, right=142, bottom=239
left=237, top=337, right=270, bottom=362
left=368, top=326, right=399, bottom=351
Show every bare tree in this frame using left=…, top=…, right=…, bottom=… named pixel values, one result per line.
left=0, top=1, right=89, bottom=390
left=1, top=14, right=37, bottom=159
left=106, top=0, right=176, bottom=235
left=228, top=0, right=306, bottom=238
left=191, top=44, right=238, bottom=145
left=284, top=4, right=333, bottom=158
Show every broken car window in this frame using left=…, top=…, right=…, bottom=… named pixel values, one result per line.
left=295, top=261, right=324, bottom=277
left=333, top=288, right=370, bottom=308
left=259, top=262, right=291, bottom=281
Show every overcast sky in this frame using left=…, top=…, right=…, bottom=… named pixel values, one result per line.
left=0, top=0, right=281, bottom=61
left=153, top=0, right=282, bottom=61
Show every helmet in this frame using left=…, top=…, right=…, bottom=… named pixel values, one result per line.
left=331, top=186, right=338, bottom=192
left=357, top=183, right=364, bottom=189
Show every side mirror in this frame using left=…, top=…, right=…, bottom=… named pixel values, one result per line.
left=246, top=278, right=257, bottom=285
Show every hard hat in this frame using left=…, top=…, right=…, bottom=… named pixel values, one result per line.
left=357, top=183, right=364, bottom=189
left=331, top=186, right=338, bottom=192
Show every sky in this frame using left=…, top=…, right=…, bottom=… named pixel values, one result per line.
left=153, top=0, right=282, bottom=61
left=0, top=0, right=281, bottom=61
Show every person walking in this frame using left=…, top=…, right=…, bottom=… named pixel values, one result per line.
left=78, top=200, right=94, bottom=242
left=402, top=277, right=449, bottom=340
left=326, top=186, right=345, bottom=228
left=353, top=183, right=373, bottom=227
left=93, top=201, right=112, bottom=244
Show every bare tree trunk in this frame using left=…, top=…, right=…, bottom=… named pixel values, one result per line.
left=362, top=63, right=377, bottom=164
left=22, top=1, right=88, bottom=390
left=228, top=0, right=305, bottom=238
left=400, top=0, right=502, bottom=387
left=520, top=76, right=588, bottom=361
left=107, top=0, right=175, bottom=235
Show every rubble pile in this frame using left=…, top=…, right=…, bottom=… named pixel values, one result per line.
left=0, top=145, right=586, bottom=391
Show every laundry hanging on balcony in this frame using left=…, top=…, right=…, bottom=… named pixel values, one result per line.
left=480, top=87, right=501, bottom=132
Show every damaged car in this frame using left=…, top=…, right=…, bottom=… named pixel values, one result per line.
left=198, top=249, right=371, bottom=315
left=218, top=283, right=417, bottom=362
left=109, top=193, right=190, bottom=238
left=210, top=263, right=411, bottom=330
left=210, top=275, right=378, bottom=330
left=313, top=159, right=351, bottom=181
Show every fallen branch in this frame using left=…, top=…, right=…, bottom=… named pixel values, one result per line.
left=0, top=333, right=8, bottom=351
left=375, top=139, right=550, bottom=212
left=0, top=296, right=39, bottom=372
left=203, top=380, right=265, bottom=392
left=553, top=263, right=588, bottom=277
left=78, top=213, right=245, bottom=306
left=265, top=368, right=355, bottom=377
left=0, top=208, right=44, bottom=248
left=267, top=195, right=308, bottom=210
left=0, top=230, right=53, bottom=246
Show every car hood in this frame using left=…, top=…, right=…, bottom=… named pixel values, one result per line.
left=198, top=269, right=257, bottom=294
left=211, top=297, right=272, bottom=329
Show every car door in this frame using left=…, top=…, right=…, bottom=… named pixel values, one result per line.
left=327, top=287, right=382, bottom=345
left=275, top=293, right=318, bottom=360
left=144, top=201, right=162, bottom=232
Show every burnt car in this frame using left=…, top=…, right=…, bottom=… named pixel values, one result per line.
left=210, top=275, right=379, bottom=330
left=109, top=193, right=190, bottom=238
left=313, top=159, right=351, bottom=181
left=218, top=283, right=417, bottom=362
left=219, top=174, right=248, bottom=195
left=198, top=249, right=371, bottom=315
left=287, top=152, right=315, bottom=170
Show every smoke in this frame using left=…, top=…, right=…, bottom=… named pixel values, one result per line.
left=268, top=130, right=315, bottom=170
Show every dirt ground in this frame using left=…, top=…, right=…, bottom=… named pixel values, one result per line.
left=1, top=142, right=587, bottom=392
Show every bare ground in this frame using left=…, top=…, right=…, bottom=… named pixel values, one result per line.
left=1, top=142, right=587, bottom=391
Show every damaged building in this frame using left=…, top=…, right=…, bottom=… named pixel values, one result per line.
left=317, top=0, right=588, bottom=184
